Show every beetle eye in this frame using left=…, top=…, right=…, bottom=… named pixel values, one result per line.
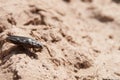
left=37, top=44, right=40, bottom=46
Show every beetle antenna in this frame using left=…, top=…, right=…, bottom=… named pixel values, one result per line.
left=43, top=45, right=52, bottom=57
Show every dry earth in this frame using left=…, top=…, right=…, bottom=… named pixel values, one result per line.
left=0, top=0, right=120, bottom=80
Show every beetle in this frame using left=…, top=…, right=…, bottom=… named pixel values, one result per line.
left=0, top=35, right=51, bottom=59
left=6, top=35, right=43, bottom=49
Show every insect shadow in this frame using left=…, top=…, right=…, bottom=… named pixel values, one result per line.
left=0, top=45, right=39, bottom=65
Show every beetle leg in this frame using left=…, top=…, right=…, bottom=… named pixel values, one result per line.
left=0, top=40, right=5, bottom=54
left=33, top=47, right=42, bottom=52
left=22, top=46, right=38, bottom=59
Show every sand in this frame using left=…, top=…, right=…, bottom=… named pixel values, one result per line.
left=0, top=0, right=120, bottom=80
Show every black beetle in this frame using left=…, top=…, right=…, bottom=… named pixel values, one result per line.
left=6, top=35, right=43, bottom=49
left=0, top=35, right=52, bottom=59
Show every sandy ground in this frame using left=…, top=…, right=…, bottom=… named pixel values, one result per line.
left=0, top=0, right=120, bottom=80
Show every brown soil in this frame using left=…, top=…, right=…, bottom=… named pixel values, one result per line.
left=0, top=0, right=120, bottom=80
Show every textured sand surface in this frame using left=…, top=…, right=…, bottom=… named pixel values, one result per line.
left=0, top=0, right=120, bottom=80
